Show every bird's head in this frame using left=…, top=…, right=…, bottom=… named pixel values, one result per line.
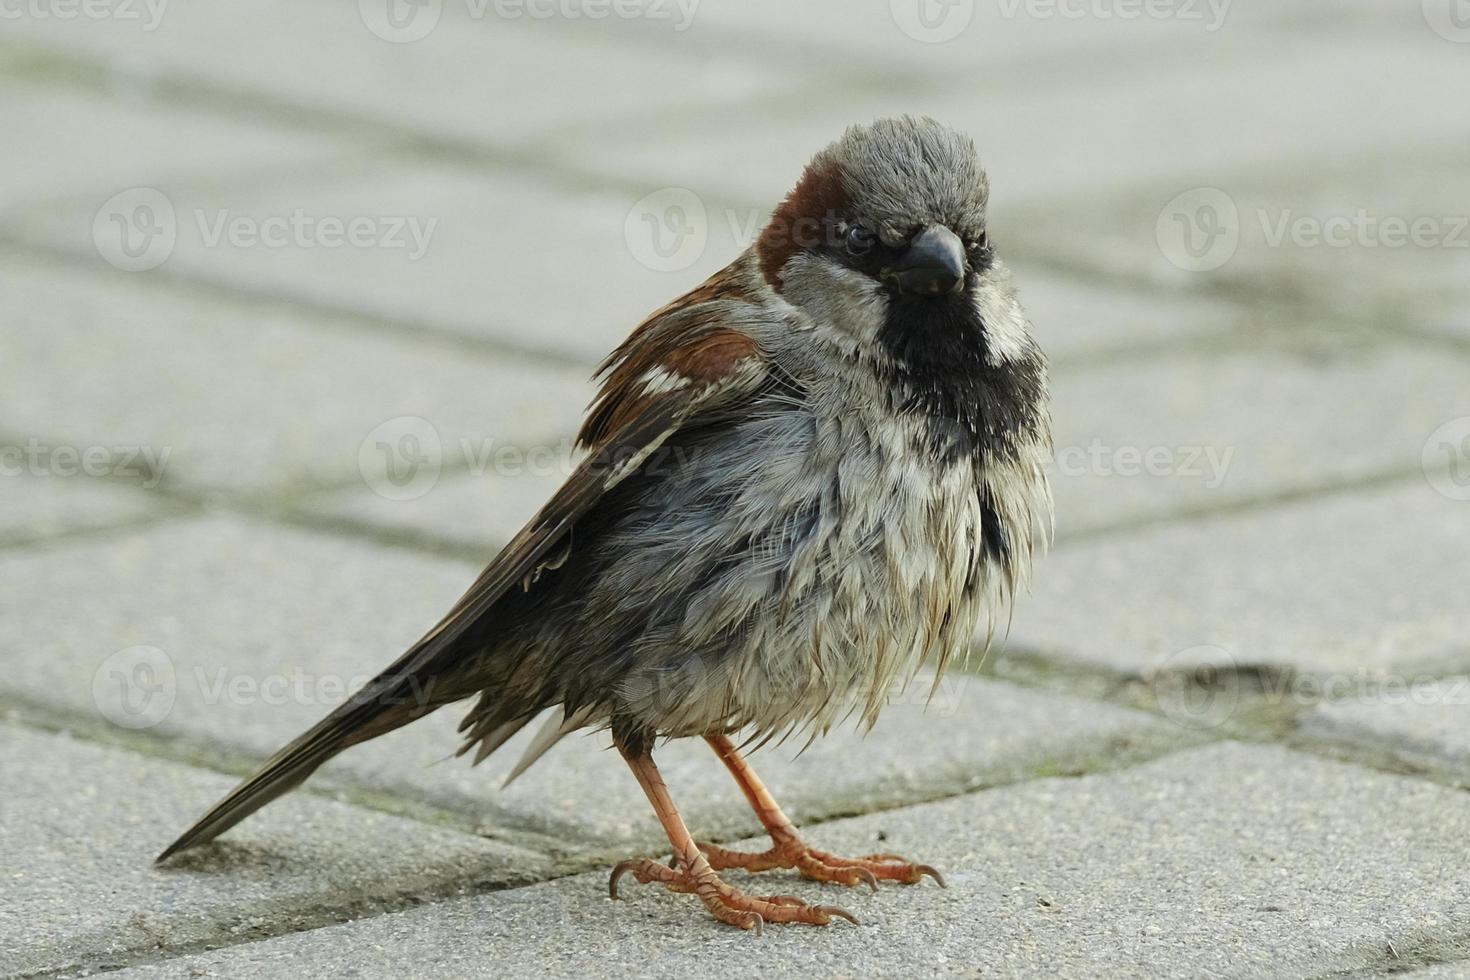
left=755, top=116, right=1033, bottom=368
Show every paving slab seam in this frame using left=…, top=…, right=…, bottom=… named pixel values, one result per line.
left=0, top=235, right=597, bottom=373
left=1054, top=466, right=1442, bottom=547
left=8, top=736, right=1226, bottom=980
left=1311, top=924, right=1470, bottom=979
left=0, top=147, right=412, bottom=235
left=0, top=37, right=892, bottom=211
left=986, top=644, right=1470, bottom=803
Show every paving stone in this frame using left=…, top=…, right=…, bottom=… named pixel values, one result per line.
left=1010, top=482, right=1470, bottom=682
left=1018, top=264, right=1242, bottom=360
left=1020, top=139, right=1470, bottom=334
left=0, top=515, right=1180, bottom=852
left=563, top=32, right=1470, bottom=214
left=1048, top=335, right=1470, bottom=536
left=31, top=160, right=735, bottom=365
left=0, top=253, right=588, bottom=494
left=0, top=1, right=800, bottom=148
left=0, top=471, right=168, bottom=546
left=685, top=0, right=1417, bottom=70
left=0, top=78, right=352, bottom=220
left=1398, top=962, right=1470, bottom=979
left=0, top=723, right=549, bottom=978
left=106, top=742, right=1470, bottom=979
left=1300, top=679, right=1470, bottom=777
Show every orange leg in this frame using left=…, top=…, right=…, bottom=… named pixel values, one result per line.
left=608, top=737, right=857, bottom=933
left=697, top=733, right=945, bottom=890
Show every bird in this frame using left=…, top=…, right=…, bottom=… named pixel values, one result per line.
left=157, top=116, right=1053, bottom=933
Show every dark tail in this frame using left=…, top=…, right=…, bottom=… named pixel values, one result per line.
left=156, top=652, right=469, bottom=863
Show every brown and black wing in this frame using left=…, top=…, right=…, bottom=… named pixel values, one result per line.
left=157, top=276, right=767, bottom=862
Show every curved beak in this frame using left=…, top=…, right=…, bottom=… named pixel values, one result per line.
left=889, top=224, right=966, bottom=296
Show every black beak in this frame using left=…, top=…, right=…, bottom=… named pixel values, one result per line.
left=889, top=224, right=966, bottom=296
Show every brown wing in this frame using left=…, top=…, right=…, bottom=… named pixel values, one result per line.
left=158, top=264, right=767, bottom=861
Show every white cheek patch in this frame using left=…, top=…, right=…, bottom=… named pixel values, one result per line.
left=972, top=261, right=1032, bottom=366
left=778, top=252, right=890, bottom=344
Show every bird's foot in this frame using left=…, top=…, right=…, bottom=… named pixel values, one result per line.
left=608, top=856, right=858, bottom=934
left=696, top=835, right=946, bottom=891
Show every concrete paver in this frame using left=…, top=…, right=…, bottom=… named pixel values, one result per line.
left=106, top=742, right=1470, bottom=979
left=0, top=254, right=587, bottom=495
left=0, top=472, right=169, bottom=547
left=1, top=3, right=800, bottom=148
left=0, top=724, right=549, bottom=978
left=1011, top=482, right=1470, bottom=679
left=0, top=78, right=354, bottom=220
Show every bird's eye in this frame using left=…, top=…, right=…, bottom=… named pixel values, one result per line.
left=846, top=225, right=875, bottom=255
left=967, top=231, right=990, bottom=252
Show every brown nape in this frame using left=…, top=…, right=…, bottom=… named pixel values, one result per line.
left=756, top=159, right=850, bottom=292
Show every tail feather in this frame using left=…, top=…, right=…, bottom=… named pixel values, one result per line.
left=156, top=653, right=468, bottom=863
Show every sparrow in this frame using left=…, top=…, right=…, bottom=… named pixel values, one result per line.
left=158, top=116, right=1053, bottom=933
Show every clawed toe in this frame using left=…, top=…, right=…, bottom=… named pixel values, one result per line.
left=696, top=838, right=945, bottom=891
left=609, top=856, right=859, bottom=931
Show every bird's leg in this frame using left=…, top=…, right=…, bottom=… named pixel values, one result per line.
left=607, top=737, right=857, bottom=933
left=695, top=734, right=945, bottom=890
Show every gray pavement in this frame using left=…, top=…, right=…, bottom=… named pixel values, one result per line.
left=3, top=4, right=1469, bottom=978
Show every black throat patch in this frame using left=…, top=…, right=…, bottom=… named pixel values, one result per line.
left=876, top=287, right=1046, bottom=464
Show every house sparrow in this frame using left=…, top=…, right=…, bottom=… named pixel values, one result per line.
left=158, top=116, right=1053, bottom=933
